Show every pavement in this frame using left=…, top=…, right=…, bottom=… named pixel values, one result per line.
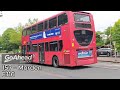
left=91, top=61, right=120, bottom=70
left=98, top=56, right=120, bottom=63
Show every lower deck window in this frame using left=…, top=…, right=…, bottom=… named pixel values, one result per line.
left=50, top=41, right=58, bottom=51
left=32, top=44, right=38, bottom=52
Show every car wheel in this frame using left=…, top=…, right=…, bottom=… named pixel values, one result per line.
left=107, top=52, right=110, bottom=57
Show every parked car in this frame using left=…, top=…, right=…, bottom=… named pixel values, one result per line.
left=97, top=48, right=114, bottom=57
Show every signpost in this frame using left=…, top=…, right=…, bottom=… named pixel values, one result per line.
left=113, top=41, right=117, bottom=62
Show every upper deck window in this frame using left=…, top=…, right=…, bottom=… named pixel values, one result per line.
left=74, top=14, right=90, bottom=22
left=49, top=17, right=57, bottom=29
left=45, top=21, right=48, bottom=30
left=38, top=23, right=43, bottom=31
left=26, top=28, right=31, bottom=35
left=22, top=30, right=26, bottom=36
left=32, top=25, right=37, bottom=34
left=58, top=13, right=68, bottom=26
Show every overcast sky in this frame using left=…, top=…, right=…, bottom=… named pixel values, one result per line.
left=0, top=11, right=120, bottom=35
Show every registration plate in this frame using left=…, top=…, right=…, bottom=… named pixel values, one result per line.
left=78, top=50, right=92, bottom=58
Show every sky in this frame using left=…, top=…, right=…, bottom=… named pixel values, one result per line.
left=0, top=11, right=120, bottom=35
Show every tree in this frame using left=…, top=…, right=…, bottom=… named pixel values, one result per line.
left=96, top=31, right=104, bottom=46
left=25, top=18, right=38, bottom=27
left=0, top=35, right=2, bottom=50
left=0, top=35, right=2, bottom=44
left=2, top=28, right=15, bottom=51
left=0, top=18, right=38, bottom=53
left=112, top=19, right=120, bottom=51
left=2, top=27, right=23, bottom=52
left=104, top=26, right=113, bottom=45
left=14, top=23, right=24, bottom=46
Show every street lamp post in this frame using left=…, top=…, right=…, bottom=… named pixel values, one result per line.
left=109, top=26, right=113, bottom=57
left=110, top=27, right=111, bottom=47
left=113, top=41, right=117, bottom=62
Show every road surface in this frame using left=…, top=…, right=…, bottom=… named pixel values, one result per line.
left=0, top=54, right=120, bottom=79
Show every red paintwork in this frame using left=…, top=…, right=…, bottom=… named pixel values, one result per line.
left=21, top=11, right=97, bottom=67
left=26, top=52, right=39, bottom=63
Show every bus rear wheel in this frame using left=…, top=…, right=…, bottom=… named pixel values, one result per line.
left=52, top=56, right=59, bottom=68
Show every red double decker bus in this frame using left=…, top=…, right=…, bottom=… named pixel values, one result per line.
left=22, top=11, right=97, bottom=67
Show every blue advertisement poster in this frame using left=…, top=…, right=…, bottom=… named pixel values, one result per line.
left=30, top=28, right=61, bottom=41
left=78, top=50, right=92, bottom=58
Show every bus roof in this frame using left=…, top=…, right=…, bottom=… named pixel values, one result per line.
left=24, top=11, right=91, bottom=30
left=72, top=11, right=90, bottom=14
left=24, top=11, right=66, bottom=29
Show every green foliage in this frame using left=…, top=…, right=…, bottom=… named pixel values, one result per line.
left=104, top=26, right=112, bottom=36
left=0, top=18, right=38, bottom=53
left=103, top=19, right=120, bottom=51
left=2, top=28, right=17, bottom=51
left=104, top=26, right=113, bottom=45
left=0, top=35, right=2, bottom=50
left=13, top=23, right=23, bottom=45
left=112, top=19, right=120, bottom=51
left=25, top=18, right=38, bottom=27
left=0, top=35, right=2, bottom=44
left=96, top=31, right=104, bottom=46
left=1, top=23, right=23, bottom=52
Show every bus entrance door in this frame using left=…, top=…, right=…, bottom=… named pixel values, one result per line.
left=22, top=45, right=26, bottom=56
left=39, top=43, right=45, bottom=64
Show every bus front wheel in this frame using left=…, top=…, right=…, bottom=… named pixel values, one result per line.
left=52, top=56, right=59, bottom=68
